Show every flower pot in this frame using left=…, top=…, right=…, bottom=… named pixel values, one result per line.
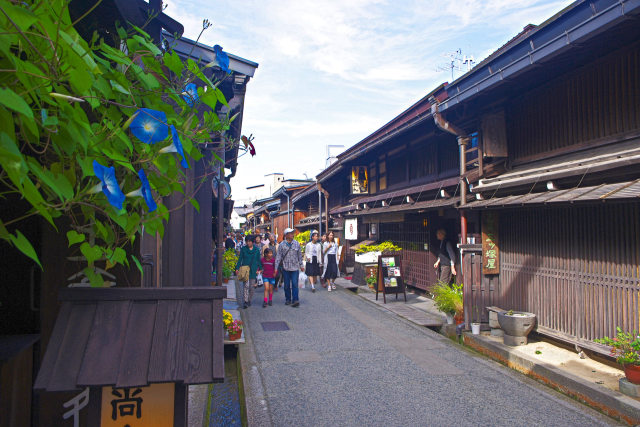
left=624, top=364, right=640, bottom=385
left=454, top=314, right=464, bottom=325
left=445, top=313, right=454, bottom=325
left=471, top=323, right=481, bottom=335
left=497, top=311, right=536, bottom=346
left=229, top=332, right=241, bottom=341
left=223, top=277, right=230, bottom=284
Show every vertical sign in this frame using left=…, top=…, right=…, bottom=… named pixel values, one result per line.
left=482, top=211, right=499, bottom=274
left=101, top=383, right=174, bottom=427
left=345, top=218, right=358, bottom=240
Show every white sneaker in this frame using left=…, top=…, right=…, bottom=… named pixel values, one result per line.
left=327, top=286, right=331, bottom=292
left=332, top=284, right=336, bottom=290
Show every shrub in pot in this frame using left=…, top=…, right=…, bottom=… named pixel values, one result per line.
left=595, top=327, right=640, bottom=385
left=497, top=310, right=536, bottom=346
left=431, top=282, right=463, bottom=323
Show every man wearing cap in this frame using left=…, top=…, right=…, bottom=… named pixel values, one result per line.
left=274, top=228, right=304, bottom=307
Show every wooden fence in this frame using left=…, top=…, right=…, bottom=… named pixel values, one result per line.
left=463, top=202, right=640, bottom=351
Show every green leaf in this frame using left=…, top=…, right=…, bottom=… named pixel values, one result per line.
left=58, top=30, right=100, bottom=73
left=0, top=87, right=34, bottom=119
left=214, top=88, right=229, bottom=107
left=164, top=51, right=183, bottom=77
left=83, top=267, right=105, bottom=287
left=189, top=198, right=200, bottom=212
left=9, top=230, right=41, bottom=268
left=131, top=254, right=143, bottom=274
left=133, top=35, right=161, bottom=56
left=66, top=230, right=86, bottom=246
left=80, top=242, right=102, bottom=264
left=0, top=3, right=38, bottom=31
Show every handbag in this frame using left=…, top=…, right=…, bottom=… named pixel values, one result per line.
left=237, top=265, right=250, bottom=282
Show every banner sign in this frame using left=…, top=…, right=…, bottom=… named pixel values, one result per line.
left=345, top=218, right=358, bottom=240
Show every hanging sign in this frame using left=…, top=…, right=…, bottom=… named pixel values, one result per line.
left=482, top=211, right=499, bottom=275
left=345, top=218, right=358, bottom=240
left=351, top=166, right=368, bottom=194
left=101, top=383, right=174, bottom=427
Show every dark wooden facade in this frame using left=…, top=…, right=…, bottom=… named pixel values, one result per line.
left=441, top=0, right=640, bottom=350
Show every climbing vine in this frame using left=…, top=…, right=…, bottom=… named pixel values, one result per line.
left=0, top=0, right=246, bottom=285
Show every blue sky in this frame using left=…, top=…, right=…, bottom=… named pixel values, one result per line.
left=165, top=0, right=573, bottom=203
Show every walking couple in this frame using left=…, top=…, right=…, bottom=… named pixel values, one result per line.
left=303, top=230, right=339, bottom=292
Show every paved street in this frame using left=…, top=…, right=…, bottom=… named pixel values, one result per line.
left=239, top=283, right=620, bottom=427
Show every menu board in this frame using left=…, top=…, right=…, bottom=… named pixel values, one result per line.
left=376, top=254, right=406, bottom=303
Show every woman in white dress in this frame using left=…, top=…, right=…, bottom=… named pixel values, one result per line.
left=322, top=231, right=339, bottom=291
left=304, top=230, right=322, bottom=292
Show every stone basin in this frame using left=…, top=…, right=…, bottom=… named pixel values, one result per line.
left=497, top=311, right=536, bottom=346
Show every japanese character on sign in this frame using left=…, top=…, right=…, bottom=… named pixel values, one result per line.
left=111, top=387, right=143, bottom=421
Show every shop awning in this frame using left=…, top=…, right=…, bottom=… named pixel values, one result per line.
left=466, top=179, right=640, bottom=209
left=350, top=177, right=459, bottom=205
left=347, top=197, right=457, bottom=216
left=330, top=204, right=357, bottom=215
left=34, top=287, right=227, bottom=392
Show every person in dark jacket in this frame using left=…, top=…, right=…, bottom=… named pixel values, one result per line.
left=235, top=235, right=262, bottom=309
left=225, top=233, right=236, bottom=250
left=433, top=229, right=457, bottom=284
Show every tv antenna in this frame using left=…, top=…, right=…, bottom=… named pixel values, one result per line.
left=436, top=48, right=476, bottom=81
left=326, top=144, right=344, bottom=169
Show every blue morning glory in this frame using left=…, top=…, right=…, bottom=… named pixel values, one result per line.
left=214, top=45, right=230, bottom=73
left=129, top=108, right=168, bottom=144
left=159, top=125, right=189, bottom=168
left=182, top=83, right=199, bottom=107
left=92, top=160, right=125, bottom=210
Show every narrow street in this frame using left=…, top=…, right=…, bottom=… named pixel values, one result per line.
left=238, top=284, right=620, bottom=427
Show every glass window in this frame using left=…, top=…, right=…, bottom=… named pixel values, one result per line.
left=369, top=163, right=377, bottom=194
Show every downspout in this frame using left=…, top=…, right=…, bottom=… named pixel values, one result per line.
left=318, top=188, right=322, bottom=238
left=431, top=100, right=470, bottom=327
left=286, top=192, right=291, bottom=228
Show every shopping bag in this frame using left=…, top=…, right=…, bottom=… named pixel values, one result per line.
left=299, top=271, right=308, bottom=288
left=256, top=273, right=264, bottom=286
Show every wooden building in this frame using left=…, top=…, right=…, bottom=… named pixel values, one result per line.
left=434, top=0, right=640, bottom=351
left=316, top=85, right=469, bottom=291
left=0, top=2, right=258, bottom=424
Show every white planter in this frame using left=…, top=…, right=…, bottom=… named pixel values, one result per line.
left=445, top=313, right=454, bottom=325
left=471, top=323, right=481, bottom=335
left=355, top=251, right=381, bottom=264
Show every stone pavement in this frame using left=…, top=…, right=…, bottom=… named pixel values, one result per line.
left=239, top=282, right=621, bottom=427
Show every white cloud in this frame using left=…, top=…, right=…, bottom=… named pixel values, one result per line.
left=164, top=0, right=574, bottom=200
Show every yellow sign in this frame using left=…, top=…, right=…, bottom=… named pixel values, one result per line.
left=351, top=166, right=368, bottom=194
left=101, top=383, right=174, bottom=427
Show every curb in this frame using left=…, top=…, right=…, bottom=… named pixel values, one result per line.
left=463, top=332, right=640, bottom=426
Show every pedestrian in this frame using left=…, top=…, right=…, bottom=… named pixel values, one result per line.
left=322, top=231, right=339, bottom=291
left=319, top=233, right=328, bottom=287
left=235, top=235, right=262, bottom=309
left=304, top=230, right=322, bottom=293
left=274, top=228, right=304, bottom=307
left=433, top=228, right=456, bottom=284
left=254, top=234, right=264, bottom=253
left=263, top=233, right=281, bottom=291
left=225, top=233, right=236, bottom=251
left=261, top=248, right=276, bottom=307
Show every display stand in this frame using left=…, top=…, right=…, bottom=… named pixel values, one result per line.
left=376, top=253, right=406, bottom=303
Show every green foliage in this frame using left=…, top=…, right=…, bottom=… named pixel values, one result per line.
left=294, top=230, right=310, bottom=247
left=595, top=327, right=640, bottom=366
left=355, top=241, right=402, bottom=254
left=365, top=268, right=377, bottom=288
left=431, top=282, right=463, bottom=315
left=0, top=0, right=237, bottom=284
left=223, top=249, right=238, bottom=278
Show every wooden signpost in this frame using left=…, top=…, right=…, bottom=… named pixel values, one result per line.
left=376, top=253, right=407, bottom=303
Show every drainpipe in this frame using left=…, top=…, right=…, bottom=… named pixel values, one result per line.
left=286, top=192, right=291, bottom=228
left=318, top=188, right=323, bottom=238
left=431, top=100, right=470, bottom=327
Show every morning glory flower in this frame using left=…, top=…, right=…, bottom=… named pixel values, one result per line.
left=182, top=83, right=199, bottom=107
left=129, top=108, right=168, bottom=144
left=127, top=169, right=157, bottom=212
left=92, top=160, right=125, bottom=210
left=214, top=45, right=230, bottom=73
left=159, top=125, right=189, bottom=168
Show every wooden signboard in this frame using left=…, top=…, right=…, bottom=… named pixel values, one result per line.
left=482, top=211, right=499, bottom=274
left=101, top=383, right=175, bottom=427
left=376, top=254, right=407, bottom=303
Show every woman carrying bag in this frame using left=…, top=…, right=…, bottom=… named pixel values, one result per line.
left=322, top=231, right=340, bottom=291
left=304, top=230, right=322, bottom=293
left=235, top=235, right=262, bottom=309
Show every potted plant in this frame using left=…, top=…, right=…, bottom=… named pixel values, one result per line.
left=497, top=309, right=537, bottom=346
left=595, top=327, right=640, bottom=385
left=227, top=320, right=243, bottom=341
left=223, top=310, right=233, bottom=331
left=365, top=268, right=378, bottom=291
left=431, top=282, right=463, bottom=325
left=223, top=249, right=238, bottom=283
left=355, top=241, right=401, bottom=263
